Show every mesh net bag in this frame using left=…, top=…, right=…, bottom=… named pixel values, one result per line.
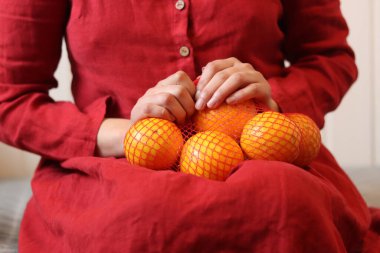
left=124, top=118, right=184, bottom=170
left=240, top=111, right=301, bottom=163
left=124, top=99, right=321, bottom=181
left=124, top=100, right=262, bottom=176
left=285, top=113, right=322, bottom=167
left=191, top=100, right=265, bottom=140
left=180, top=131, right=244, bottom=181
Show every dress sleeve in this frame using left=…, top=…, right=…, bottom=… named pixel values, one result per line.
left=0, top=0, right=108, bottom=161
left=268, top=0, right=358, bottom=128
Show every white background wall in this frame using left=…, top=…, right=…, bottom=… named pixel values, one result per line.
left=323, top=0, right=380, bottom=169
left=0, top=0, right=379, bottom=178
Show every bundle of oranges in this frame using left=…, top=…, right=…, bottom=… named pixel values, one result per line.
left=124, top=100, right=321, bottom=181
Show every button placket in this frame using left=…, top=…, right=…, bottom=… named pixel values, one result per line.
left=172, top=0, right=195, bottom=75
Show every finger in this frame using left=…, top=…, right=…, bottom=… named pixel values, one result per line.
left=206, top=72, right=253, bottom=109
left=226, top=85, right=279, bottom=112
left=195, top=67, right=236, bottom=110
left=131, top=103, right=175, bottom=124
left=133, top=92, right=188, bottom=124
left=157, top=71, right=196, bottom=97
left=148, top=85, right=195, bottom=118
left=155, top=93, right=188, bottom=125
left=197, top=57, right=240, bottom=91
left=226, top=82, right=270, bottom=104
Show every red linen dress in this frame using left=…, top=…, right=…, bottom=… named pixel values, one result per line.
left=1, top=0, right=379, bottom=252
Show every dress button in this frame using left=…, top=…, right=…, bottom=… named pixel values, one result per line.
left=175, top=0, right=185, bottom=10
left=179, top=46, right=190, bottom=57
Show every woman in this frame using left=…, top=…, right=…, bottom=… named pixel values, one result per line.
left=0, top=0, right=378, bottom=252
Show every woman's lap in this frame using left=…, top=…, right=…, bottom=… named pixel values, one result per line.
left=19, top=146, right=371, bottom=252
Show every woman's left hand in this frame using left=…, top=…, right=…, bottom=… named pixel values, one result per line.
left=195, top=57, right=279, bottom=112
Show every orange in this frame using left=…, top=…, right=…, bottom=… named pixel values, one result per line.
left=286, top=113, right=321, bottom=166
left=124, top=118, right=184, bottom=170
left=240, top=111, right=301, bottom=163
left=180, top=131, right=244, bottom=181
left=192, top=100, right=258, bottom=140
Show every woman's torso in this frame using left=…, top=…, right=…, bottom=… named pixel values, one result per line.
left=65, top=0, right=285, bottom=117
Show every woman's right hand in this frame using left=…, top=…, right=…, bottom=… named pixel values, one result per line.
left=130, top=71, right=196, bottom=125
left=96, top=71, right=195, bottom=158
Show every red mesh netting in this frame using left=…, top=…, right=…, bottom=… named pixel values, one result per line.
left=191, top=100, right=265, bottom=140
left=180, top=131, right=244, bottom=181
left=240, top=111, right=301, bottom=163
left=124, top=118, right=184, bottom=170
left=285, top=113, right=321, bottom=166
left=124, top=101, right=321, bottom=181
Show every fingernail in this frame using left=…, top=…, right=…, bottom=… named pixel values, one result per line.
left=207, top=97, right=217, bottom=109
left=226, top=96, right=237, bottom=104
left=195, top=98, right=206, bottom=110
left=202, top=66, right=205, bottom=72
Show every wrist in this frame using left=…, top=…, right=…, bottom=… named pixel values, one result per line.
left=96, top=118, right=132, bottom=157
